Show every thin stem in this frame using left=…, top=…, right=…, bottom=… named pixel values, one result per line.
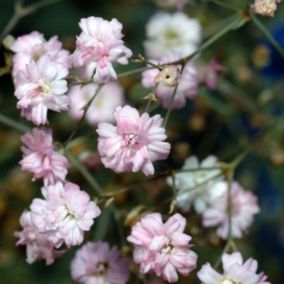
left=0, top=14, right=20, bottom=43
left=169, top=14, right=246, bottom=66
left=204, top=0, right=242, bottom=12
left=0, top=0, right=63, bottom=44
left=65, top=149, right=102, bottom=196
left=163, top=83, right=179, bottom=127
left=226, top=167, right=234, bottom=240
left=64, top=84, right=103, bottom=147
left=252, top=15, right=284, bottom=58
left=117, top=66, right=150, bottom=78
left=0, top=113, right=30, bottom=133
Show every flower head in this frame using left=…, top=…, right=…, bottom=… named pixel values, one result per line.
left=15, top=210, right=64, bottom=265
left=197, top=252, right=270, bottom=284
left=20, top=128, right=69, bottom=185
left=167, top=155, right=223, bottom=213
left=97, top=105, right=171, bottom=176
left=30, top=182, right=101, bottom=247
left=144, top=12, right=201, bottom=59
left=127, top=213, right=197, bottom=283
left=252, top=0, right=280, bottom=17
left=68, top=81, right=124, bottom=125
left=15, top=56, right=69, bottom=125
left=71, top=241, right=129, bottom=284
left=202, top=181, right=260, bottom=239
left=72, top=16, right=132, bottom=83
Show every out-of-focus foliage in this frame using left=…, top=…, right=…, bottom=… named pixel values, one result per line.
left=0, top=0, right=284, bottom=283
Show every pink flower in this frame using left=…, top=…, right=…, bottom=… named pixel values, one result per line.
left=202, top=181, right=260, bottom=239
left=11, top=31, right=70, bottom=79
left=198, top=59, right=224, bottom=91
left=141, top=53, right=198, bottom=109
left=96, top=105, right=171, bottom=176
left=15, top=210, right=64, bottom=265
left=68, top=81, right=124, bottom=125
left=197, top=252, right=270, bottom=284
left=15, top=56, right=69, bottom=125
left=71, top=241, right=129, bottom=284
left=20, top=128, right=69, bottom=186
left=72, top=16, right=132, bottom=83
left=30, top=182, right=101, bottom=247
left=127, top=213, right=197, bottom=283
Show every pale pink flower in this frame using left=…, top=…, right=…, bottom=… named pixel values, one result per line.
left=15, top=56, right=69, bottom=125
left=15, top=210, right=64, bottom=265
left=141, top=53, right=198, bottom=109
left=20, top=128, right=69, bottom=186
left=71, top=241, right=129, bottom=284
left=197, top=252, right=270, bottom=284
left=30, top=182, right=101, bottom=247
left=11, top=31, right=70, bottom=79
left=68, top=81, right=124, bottom=125
left=144, top=12, right=201, bottom=59
left=202, top=181, right=260, bottom=239
left=198, top=59, right=224, bottom=91
left=127, top=213, right=197, bottom=283
left=96, top=105, right=171, bottom=176
left=72, top=16, right=132, bottom=83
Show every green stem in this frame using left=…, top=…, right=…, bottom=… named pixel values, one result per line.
left=65, top=149, right=102, bottom=196
left=0, top=0, right=63, bottom=44
left=0, top=113, right=30, bottom=133
left=252, top=15, right=284, bottom=58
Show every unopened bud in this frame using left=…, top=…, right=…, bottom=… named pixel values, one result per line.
left=251, top=0, right=280, bottom=17
left=155, top=65, right=181, bottom=87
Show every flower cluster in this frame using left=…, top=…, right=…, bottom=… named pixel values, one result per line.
left=71, top=241, right=129, bottom=284
left=16, top=182, right=101, bottom=264
left=127, top=213, right=197, bottom=282
left=11, top=31, right=70, bottom=125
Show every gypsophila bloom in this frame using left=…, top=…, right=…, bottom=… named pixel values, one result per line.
left=71, top=241, right=129, bottom=284
left=198, top=59, right=224, bottom=91
left=127, top=213, right=197, bottom=283
left=72, top=16, right=132, bottom=84
left=167, top=156, right=223, bottom=213
left=202, top=181, right=260, bottom=239
left=96, top=105, right=171, bottom=176
left=11, top=31, right=70, bottom=80
left=15, top=56, right=69, bottom=125
left=68, top=81, right=124, bottom=125
left=252, top=0, right=281, bottom=17
left=15, top=210, right=64, bottom=265
left=142, top=53, right=198, bottom=109
left=30, top=182, right=101, bottom=247
left=197, top=252, right=270, bottom=284
left=20, top=128, right=69, bottom=186
left=144, top=12, right=201, bottom=59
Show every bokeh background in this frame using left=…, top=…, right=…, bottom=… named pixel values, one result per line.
left=0, top=0, right=284, bottom=283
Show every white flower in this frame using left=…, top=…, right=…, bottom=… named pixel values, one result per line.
left=144, top=12, right=201, bottom=59
left=167, top=155, right=223, bottom=213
